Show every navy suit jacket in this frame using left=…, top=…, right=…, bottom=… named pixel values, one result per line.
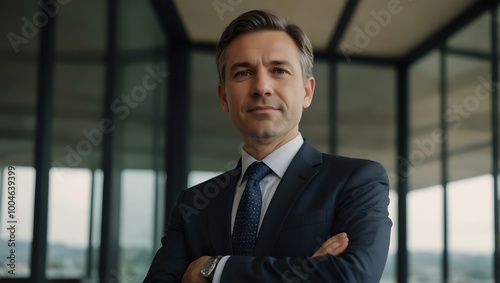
left=144, top=141, right=392, bottom=282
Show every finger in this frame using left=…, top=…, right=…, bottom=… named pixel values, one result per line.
left=321, top=232, right=348, bottom=247
left=313, top=239, right=348, bottom=257
left=317, top=233, right=348, bottom=252
left=312, top=241, right=344, bottom=257
left=312, top=233, right=349, bottom=257
left=325, top=236, right=349, bottom=256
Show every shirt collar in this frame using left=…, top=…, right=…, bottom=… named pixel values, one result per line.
left=238, top=133, right=304, bottom=186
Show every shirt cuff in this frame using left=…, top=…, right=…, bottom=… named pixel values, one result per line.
left=211, top=256, right=230, bottom=283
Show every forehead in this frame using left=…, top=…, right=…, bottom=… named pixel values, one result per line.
left=225, top=30, right=301, bottom=64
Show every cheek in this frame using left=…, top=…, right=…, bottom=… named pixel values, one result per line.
left=228, top=90, right=248, bottom=108
left=283, top=90, right=306, bottom=112
left=225, top=95, right=244, bottom=115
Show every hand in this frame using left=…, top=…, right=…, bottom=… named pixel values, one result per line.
left=182, top=256, right=211, bottom=283
left=312, top=232, right=349, bottom=257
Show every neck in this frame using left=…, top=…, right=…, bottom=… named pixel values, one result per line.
left=242, top=131, right=298, bottom=160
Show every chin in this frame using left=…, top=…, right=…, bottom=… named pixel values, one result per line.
left=246, top=128, right=279, bottom=144
left=243, top=120, right=290, bottom=143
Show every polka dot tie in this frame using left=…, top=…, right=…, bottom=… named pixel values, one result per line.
left=232, top=161, right=272, bottom=256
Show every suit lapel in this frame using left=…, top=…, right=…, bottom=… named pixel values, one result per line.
left=208, top=164, right=241, bottom=255
left=254, top=141, right=323, bottom=256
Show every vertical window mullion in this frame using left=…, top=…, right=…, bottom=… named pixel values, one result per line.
left=439, top=44, right=449, bottom=283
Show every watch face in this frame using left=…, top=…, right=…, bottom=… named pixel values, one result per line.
left=201, top=256, right=222, bottom=278
left=201, top=258, right=217, bottom=277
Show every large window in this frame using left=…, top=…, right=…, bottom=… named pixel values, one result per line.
left=1, top=0, right=166, bottom=281
left=405, top=11, right=495, bottom=283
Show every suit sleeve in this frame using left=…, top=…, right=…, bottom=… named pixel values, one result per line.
left=143, top=190, right=190, bottom=283
left=221, top=161, right=392, bottom=283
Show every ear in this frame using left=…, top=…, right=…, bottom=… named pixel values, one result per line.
left=302, top=76, right=315, bottom=108
left=218, top=81, right=230, bottom=112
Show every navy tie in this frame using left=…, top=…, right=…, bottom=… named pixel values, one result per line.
left=232, top=162, right=272, bottom=256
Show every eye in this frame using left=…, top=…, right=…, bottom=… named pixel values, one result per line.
left=273, top=68, right=289, bottom=74
left=234, top=71, right=252, bottom=77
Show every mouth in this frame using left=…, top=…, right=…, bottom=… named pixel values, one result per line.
left=248, top=105, right=278, bottom=112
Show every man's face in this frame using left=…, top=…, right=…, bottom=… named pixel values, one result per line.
left=218, top=30, right=315, bottom=146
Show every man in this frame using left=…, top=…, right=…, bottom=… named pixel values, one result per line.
left=145, top=9, right=391, bottom=283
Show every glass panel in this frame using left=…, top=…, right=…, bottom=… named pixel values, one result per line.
left=408, top=185, right=443, bottom=282
left=409, top=51, right=441, bottom=189
left=497, top=7, right=500, bottom=266
left=0, top=166, right=36, bottom=277
left=448, top=174, right=494, bottom=281
left=446, top=56, right=491, bottom=180
left=55, top=0, right=106, bottom=54
left=47, top=168, right=91, bottom=278
left=119, top=0, right=164, bottom=51
left=190, top=51, right=241, bottom=173
left=112, top=0, right=167, bottom=280
left=448, top=13, right=490, bottom=54
left=119, top=169, right=156, bottom=281
left=188, top=171, right=224, bottom=188
left=89, top=169, right=103, bottom=279
left=408, top=50, right=443, bottom=282
left=1, top=2, right=40, bottom=53
left=380, top=190, right=397, bottom=283
left=116, top=59, right=166, bottom=281
left=0, top=1, right=39, bottom=279
left=337, top=62, right=396, bottom=282
left=446, top=51, right=492, bottom=281
left=51, top=64, right=105, bottom=169
left=300, top=60, right=330, bottom=152
left=497, top=7, right=500, bottom=275
left=49, top=51, right=105, bottom=281
left=337, top=63, right=396, bottom=184
left=48, top=0, right=107, bottom=278
left=153, top=171, right=166, bottom=252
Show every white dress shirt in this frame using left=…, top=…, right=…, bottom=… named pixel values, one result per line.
left=212, top=133, right=304, bottom=283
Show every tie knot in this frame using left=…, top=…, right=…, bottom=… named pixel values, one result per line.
left=246, top=162, right=271, bottom=182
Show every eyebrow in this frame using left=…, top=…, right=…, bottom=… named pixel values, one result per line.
left=228, top=62, right=252, bottom=74
left=270, top=60, right=294, bottom=69
left=228, top=60, right=295, bottom=74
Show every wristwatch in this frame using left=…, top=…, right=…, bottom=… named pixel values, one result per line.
left=201, top=256, right=222, bottom=281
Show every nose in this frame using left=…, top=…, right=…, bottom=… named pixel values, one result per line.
left=252, top=72, right=272, bottom=97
